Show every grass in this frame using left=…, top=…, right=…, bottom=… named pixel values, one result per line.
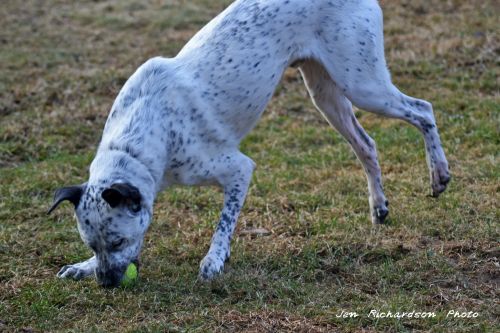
left=0, top=0, right=498, bottom=331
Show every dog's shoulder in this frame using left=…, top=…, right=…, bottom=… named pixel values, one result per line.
left=103, top=57, right=189, bottom=128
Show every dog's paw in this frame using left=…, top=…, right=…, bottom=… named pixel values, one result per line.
left=198, top=255, right=225, bottom=281
left=57, top=265, right=89, bottom=280
left=57, top=259, right=96, bottom=280
left=431, top=164, right=451, bottom=197
left=371, top=200, right=389, bottom=224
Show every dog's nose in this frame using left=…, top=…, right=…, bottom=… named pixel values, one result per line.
left=98, top=280, right=118, bottom=288
left=95, top=267, right=123, bottom=288
left=97, top=277, right=120, bottom=288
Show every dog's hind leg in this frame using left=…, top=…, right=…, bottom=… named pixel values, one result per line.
left=198, top=152, right=255, bottom=280
left=57, top=256, right=97, bottom=280
left=316, top=1, right=450, bottom=196
left=299, top=60, right=389, bottom=224
left=350, top=86, right=450, bottom=197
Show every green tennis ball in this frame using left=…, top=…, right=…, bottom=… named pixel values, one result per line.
left=120, top=263, right=138, bottom=287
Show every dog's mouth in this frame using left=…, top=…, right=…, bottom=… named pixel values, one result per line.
left=95, top=266, right=125, bottom=288
left=95, top=258, right=140, bottom=288
left=131, top=258, right=140, bottom=270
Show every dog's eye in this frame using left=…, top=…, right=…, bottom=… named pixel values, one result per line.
left=111, top=239, right=125, bottom=250
left=130, top=203, right=141, bottom=213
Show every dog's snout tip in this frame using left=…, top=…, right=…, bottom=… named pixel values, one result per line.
left=95, top=265, right=127, bottom=288
left=96, top=277, right=121, bottom=288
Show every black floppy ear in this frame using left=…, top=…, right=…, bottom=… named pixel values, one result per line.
left=47, top=183, right=86, bottom=215
left=101, top=183, right=141, bottom=212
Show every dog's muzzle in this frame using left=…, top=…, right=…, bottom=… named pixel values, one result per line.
left=95, top=265, right=127, bottom=288
left=95, top=258, right=140, bottom=288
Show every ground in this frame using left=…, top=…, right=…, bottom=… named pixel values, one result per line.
left=0, top=0, right=498, bottom=332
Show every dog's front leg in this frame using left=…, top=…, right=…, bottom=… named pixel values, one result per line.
left=57, top=256, right=97, bottom=280
left=199, top=153, right=255, bottom=281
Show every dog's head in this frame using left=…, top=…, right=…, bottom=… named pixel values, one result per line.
left=48, top=182, right=151, bottom=287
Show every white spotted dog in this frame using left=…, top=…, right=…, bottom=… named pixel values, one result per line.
left=48, top=0, right=450, bottom=286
